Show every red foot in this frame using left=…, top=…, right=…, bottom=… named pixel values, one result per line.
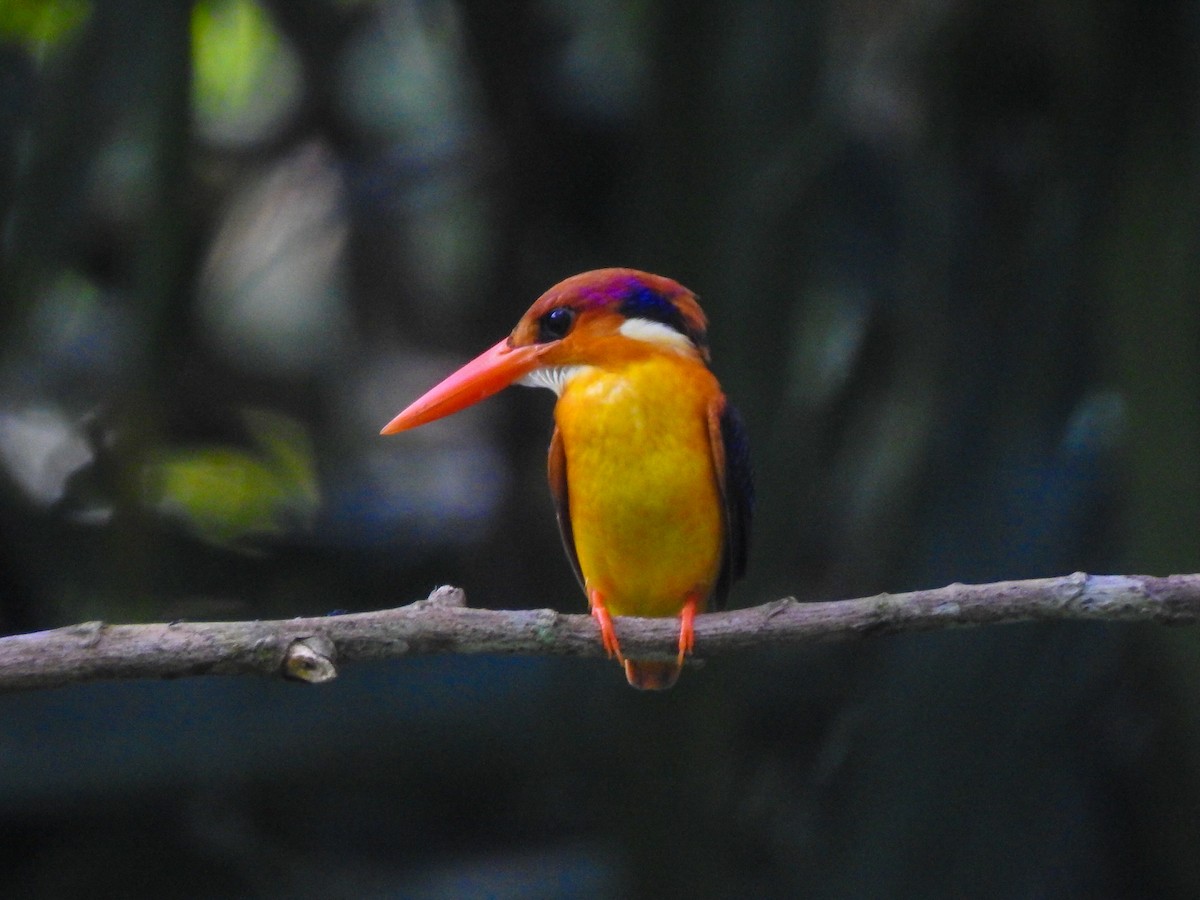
left=589, top=589, right=624, bottom=663
left=677, top=595, right=698, bottom=667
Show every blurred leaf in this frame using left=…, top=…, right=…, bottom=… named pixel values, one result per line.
left=0, top=0, right=89, bottom=54
left=141, top=409, right=319, bottom=552
left=191, top=0, right=299, bottom=144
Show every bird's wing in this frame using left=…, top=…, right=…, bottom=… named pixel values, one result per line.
left=547, top=425, right=585, bottom=591
left=708, top=398, right=754, bottom=609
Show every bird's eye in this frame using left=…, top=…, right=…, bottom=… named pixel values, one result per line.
left=537, top=307, right=576, bottom=342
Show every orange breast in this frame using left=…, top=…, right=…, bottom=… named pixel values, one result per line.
left=554, top=353, right=725, bottom=618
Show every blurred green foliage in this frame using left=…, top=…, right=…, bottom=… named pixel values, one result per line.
left=141, top=409, right=318, bottom=551
left=0, top=0, right=88, bottom=55
left=191, top=0, right=299, bottom=142
left=192, top=0, right=277, bottom=118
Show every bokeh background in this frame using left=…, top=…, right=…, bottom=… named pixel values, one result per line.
left=2, top=0, right=1200, bottom=896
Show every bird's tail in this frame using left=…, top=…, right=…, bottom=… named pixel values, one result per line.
left=623, top=660, right=681, bottom=690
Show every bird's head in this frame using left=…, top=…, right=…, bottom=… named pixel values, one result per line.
left=381, top=268, right=709, bottom=434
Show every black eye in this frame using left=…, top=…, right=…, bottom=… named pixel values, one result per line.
left=537, top=307, right=576, bottom=342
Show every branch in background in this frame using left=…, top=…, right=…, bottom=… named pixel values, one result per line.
left=2, top=573, right=1199, bottom=693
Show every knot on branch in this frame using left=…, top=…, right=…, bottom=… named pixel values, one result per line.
left=71, top=620, right=106, bottom=648
left=411, top=586, right=467, bottom=611
left=282, top=636, right=337, bottom=683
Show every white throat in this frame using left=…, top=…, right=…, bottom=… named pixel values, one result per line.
left=518, top=365, right=590, bottom=396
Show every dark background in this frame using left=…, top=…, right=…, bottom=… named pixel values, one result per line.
left=2, top=1, right=1200, bottom=897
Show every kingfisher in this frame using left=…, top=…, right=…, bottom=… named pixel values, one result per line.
left=382, top=269, right=752, bottom=689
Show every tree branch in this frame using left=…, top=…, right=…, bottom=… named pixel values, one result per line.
left=2, top=573, right=1199, bottom=692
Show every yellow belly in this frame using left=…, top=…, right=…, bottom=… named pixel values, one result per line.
left=555, top=357, right=724, bottom=618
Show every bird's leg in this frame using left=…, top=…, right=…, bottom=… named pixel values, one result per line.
left=588, top=588, right=624, bottom=662
left=676, top=595, right=699, bottom=667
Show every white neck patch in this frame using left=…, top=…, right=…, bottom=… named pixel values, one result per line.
left=519, top=365, right=591, bottom=396
left=618, top=317, right=696, bottom=354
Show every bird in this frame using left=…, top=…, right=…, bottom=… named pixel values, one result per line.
left=381, top=268, right=752, bottom=689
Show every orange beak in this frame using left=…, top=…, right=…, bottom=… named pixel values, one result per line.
left=381, top=338, right=546, bottom=434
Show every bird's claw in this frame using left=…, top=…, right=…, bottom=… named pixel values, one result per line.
left=676, top=596, right=698, bottom=668
left=589, top=590, right=624, bottom=663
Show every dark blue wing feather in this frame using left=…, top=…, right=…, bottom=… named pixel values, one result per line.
left=710, top=399, right=754, bottom=609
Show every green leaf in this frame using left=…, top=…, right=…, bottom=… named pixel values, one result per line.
left=141, top=409, right=319, bottom=552
left=0, top=0, right=90, bottom=54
